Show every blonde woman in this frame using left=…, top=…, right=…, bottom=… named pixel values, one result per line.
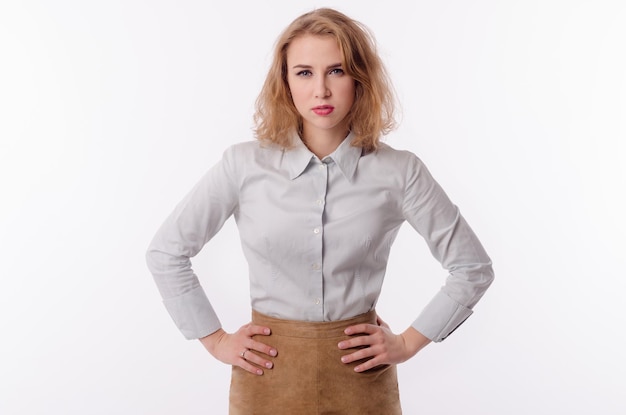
left=146, top=7, right=494, bottom=414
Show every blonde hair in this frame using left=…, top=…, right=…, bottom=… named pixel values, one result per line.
left=253, top=8, right=397, bottom=152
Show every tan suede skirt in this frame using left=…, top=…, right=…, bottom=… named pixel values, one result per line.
left=229, top=309, right=402, bottom=415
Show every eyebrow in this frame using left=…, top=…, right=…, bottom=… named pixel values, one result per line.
left=292, top=63, right=343, bottom=70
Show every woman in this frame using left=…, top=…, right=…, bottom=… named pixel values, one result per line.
left=146, top=7, right=494, bottom=414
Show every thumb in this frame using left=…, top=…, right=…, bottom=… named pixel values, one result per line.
left=376, top=314, right=390, bottom=329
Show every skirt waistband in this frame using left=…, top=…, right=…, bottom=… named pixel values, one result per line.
left=251, top=309, right=377, bottom=339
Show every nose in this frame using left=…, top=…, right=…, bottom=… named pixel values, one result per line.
left=314, top=76, right=330, bottom=98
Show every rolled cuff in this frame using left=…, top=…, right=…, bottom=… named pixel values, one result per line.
left=412, top=290, right=473, bottom=342
left=163, top=285, right=222, bottom=340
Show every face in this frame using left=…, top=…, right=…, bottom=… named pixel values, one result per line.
left=286, top=35, right=355, bottom=140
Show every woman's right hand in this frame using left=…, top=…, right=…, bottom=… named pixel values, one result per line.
left=199, top=324, right=277, bottom=375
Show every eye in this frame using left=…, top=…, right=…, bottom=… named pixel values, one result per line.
left=329, top=68, right=344, bottom=75
left=296, top=70, right=312, bottom=77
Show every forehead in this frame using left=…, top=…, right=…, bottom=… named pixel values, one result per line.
left=286, top=34, right=343, bottom=65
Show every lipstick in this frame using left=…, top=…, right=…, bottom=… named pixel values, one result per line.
left=312, top=105, right=334, bottom=116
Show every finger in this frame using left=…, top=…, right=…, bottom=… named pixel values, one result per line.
left=239, top=359, right=265, bottom=376
left=344, top=323, right=378, bottom=336
left=337, top=334, right=374, bottom=350
left=340, top=345, right=380, bottom=364
left=353, top=355, right=385, bottom=373
left=338, top=326, right=387, bottom=350
left=340, top=349, right=372, bottom=364
left=376, top=315, right=390, bottom=329
left=242, top=350, right=274, bottom=370
left=246, top=324, right=272, bottom=336
left=247, top=338, right=278, bottom=358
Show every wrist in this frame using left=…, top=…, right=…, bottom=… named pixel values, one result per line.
left=199, top=328, right=226, bottom=354
left=401, top=327, right=431, bottom=358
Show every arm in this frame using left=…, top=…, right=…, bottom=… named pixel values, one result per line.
left=402, top=154, right=494, bottom=342
left=146, top=147, right=279, bottom=375
left=145, top=150, right=239, bottom=339
left=339, top=153, right=493, bottom=370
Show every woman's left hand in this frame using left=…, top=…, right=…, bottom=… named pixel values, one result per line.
left=338, top=314, right=431, bottom=372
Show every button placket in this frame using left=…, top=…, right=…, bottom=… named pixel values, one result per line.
left=309, top=161, right=328, bottom=315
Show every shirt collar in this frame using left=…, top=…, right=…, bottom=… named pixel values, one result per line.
left=285, top=132, right=361, bottom=181
left=285, top=135, right=315, bottom=180
left=323, top=131, right=361, bottom=182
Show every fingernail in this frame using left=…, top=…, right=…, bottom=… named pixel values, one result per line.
left=338, top=342, right=345, bottom=349
left=264, top=328, right=270, bottom=335
left=341, top=356, right=348, bottom=363
left=256, top=369, right=263, bottom=375
left=270, top=349, right=277, bottom=356
left=344, top=328, right=351, bottom=335
left=265, top=362, right=273, bottom=369
left=354, top=366, right=360, bottom=372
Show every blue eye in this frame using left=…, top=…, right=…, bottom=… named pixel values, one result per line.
left=329, top=68, right=344, bottom=75
left=296, top=70, right=312, bottom=77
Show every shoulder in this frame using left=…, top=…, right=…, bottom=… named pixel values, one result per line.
left=369, top=141, right=424, bottom=170
left=225, top=139, right=282, bottom=154
left=364, top=142, right=439, bottom=192
left=223, top=139, right=263, bottom=155
left=221, top=139, right=282, bottom=162
left=218, top=139, right=285, bottom=181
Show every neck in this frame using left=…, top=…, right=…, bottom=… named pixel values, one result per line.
left=301, top=129, right=348, bottom=159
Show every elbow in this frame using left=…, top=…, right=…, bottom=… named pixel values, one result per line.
left=145, top=240, right=162, bottom=275
left=474, top=261, right=495, bottom=304
left=468, top=260, right=495, bottom=306
left=479, top=260, right=495, bottom=292
left=145, top=247, right=154, bottom=272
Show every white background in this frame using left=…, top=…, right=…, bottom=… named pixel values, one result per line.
left=1, top=0, right=625, bottom=414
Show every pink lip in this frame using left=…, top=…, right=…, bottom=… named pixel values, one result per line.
left=312, top=105, right=334, bottom=116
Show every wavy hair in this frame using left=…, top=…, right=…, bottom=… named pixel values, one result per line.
left=253, top=8, right=397, bottom=152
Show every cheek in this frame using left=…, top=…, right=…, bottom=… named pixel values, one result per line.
left=287, top=82, right=305, bottom=106
left=339, top=85, right=356, bottom=108
left=335, top=80, right=355, bottom=103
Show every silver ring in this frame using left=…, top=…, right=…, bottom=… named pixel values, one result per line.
left=240, top=349, right=248, bottom=359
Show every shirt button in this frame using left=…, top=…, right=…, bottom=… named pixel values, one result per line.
left=316, top=199, right=324, bottom=205
left=312, top=263, right=321, bottom=270
left=315, top=298, right=321, bottom=305
left=313, top=228, right=320, bottom=234
left=318, top=165, right=325, bottom=170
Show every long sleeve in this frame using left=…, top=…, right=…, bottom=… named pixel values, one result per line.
left=146, top=137, right=493, bottom=341
left=402, top=153, right=494, bottom=342
left=145, top=147, right=239, bottom=339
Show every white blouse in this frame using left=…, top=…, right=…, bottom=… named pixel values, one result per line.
left=146, top=133, right=494, bottom=342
